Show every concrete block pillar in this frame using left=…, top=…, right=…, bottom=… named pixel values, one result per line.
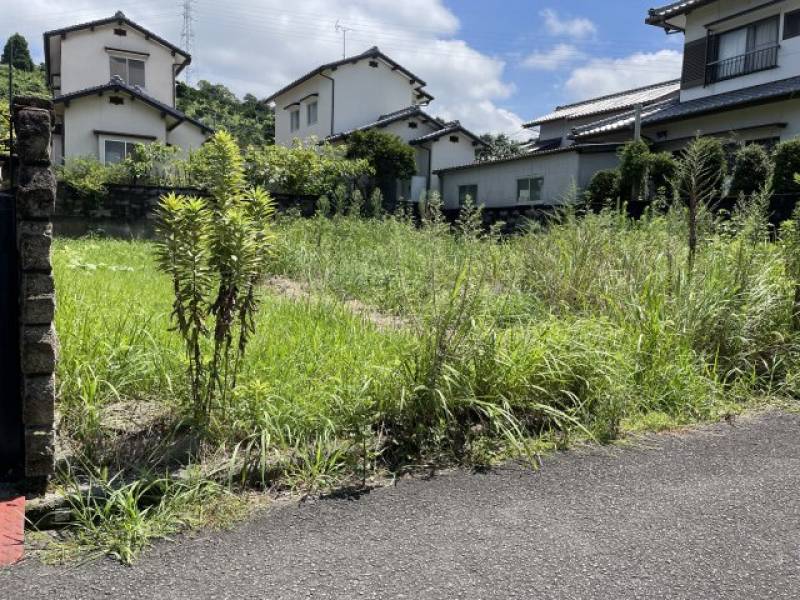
left=13, top=96, right=57, bottom=491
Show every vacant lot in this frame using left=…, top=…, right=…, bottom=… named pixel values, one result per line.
left=47, top=204, right=800, bottom=560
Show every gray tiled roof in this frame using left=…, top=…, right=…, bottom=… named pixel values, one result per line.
left=525, top=80, right=680, bottom=127
left=642, top=75, right=800, bottom=126
left=571, top=97, right=679, bottom=140
left=409, top=121, right=487, bottom=146
left=325, top=105, right=444, bottom=142
left=646, top=0, right=716, bottom=25
left=265, top=47, right=431, bottom=104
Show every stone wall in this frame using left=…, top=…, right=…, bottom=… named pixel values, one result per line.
left=14, top=96, right=57, bottom=490
left=55, top=183, right=207, bottom=239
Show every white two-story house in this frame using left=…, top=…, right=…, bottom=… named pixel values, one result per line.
left=265, top=46, right=486, bottom=202
left=43, top=11, right=211, bottom=164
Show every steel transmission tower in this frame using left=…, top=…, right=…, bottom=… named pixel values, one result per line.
left=180, top=0, right=197, bottom=83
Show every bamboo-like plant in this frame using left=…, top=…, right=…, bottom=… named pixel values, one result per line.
left=157, top=132, right=275, bottom=425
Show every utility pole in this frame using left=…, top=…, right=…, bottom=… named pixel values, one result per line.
left=180, top=0, right=197, bottom=84
left=335, top=20, right=353, bottom=59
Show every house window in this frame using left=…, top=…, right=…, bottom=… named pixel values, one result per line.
left=113, top=28, right=127, bottom=36
left=449, top=135, right=460, bottom=143
left=103, top=139, right=139, bottom=164
left=708, top=16, right=779, bottom=82
left=110, top=56, right=145, bottom=87
left=517, top=177, right=544, bottom=204
left=290, top=109, right=300, bottom=132
left=785, top=9, right=800, bottom=40
left=109, top=96, right=124, bottom=105
left=458, top=184, right=478, bottom=206
left=307, top=101, right=318, bottom=126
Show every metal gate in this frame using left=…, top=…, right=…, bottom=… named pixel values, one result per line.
left=0, top=190, right=22, bottom=480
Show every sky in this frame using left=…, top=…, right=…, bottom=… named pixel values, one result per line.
left=0, top=0, right=684, bottom=141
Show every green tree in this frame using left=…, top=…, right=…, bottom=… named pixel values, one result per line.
left=345, top=129, right=416, bottom=198
left=730, top=143, right=771, bottom=198
left=1, top=34, right=35, bottom=71
left=476, top=133, right=523, bottom=162
left=648, top=151, right=678, bottom=197
left=676, top=137, right=727, bottom=207
left=176, top=80, right=275, bottom=148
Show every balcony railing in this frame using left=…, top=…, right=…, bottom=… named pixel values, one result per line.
left=706, top=45, right=779, bottom=84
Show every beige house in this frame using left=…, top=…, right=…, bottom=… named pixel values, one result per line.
left=43, top=11, right=211, bottom=164
left=266, top=47, right=486, bottom=202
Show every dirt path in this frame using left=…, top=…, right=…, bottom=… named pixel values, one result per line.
left=6, top=410, right=800, bottom=599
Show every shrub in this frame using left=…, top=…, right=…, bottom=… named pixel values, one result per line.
left=584, top=169, right=620, bottom=210
left=345, top=129, right=417, bottom=195
left=771, top=139, right=800, bottom=197
left=120, top=142, right=184, bottom=187
left=730, top=143, right=771, bottom=198
left=649, top=151, right=678, bottom=197
left=57, top=156, right=119, bottom=210
left=244, top=142, right=372, bottom=197
left=157, top=131, right=276, bottom=425
left=618, top=140, right=651, bottom=201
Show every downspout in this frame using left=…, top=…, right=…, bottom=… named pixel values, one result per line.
left=319, top=72, right=335, bottom=137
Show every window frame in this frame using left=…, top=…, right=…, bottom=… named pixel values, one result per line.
left=109, top=54, right=146, bottom=87
left=103, top=138, right=140, bottom=165
left=458, top=184, right=479, bottom=206
left=784, top=8, right=800, bottom=40
left=290, top=109, right=301, bottom=132
left=307, top=100, right=318, bottom=126
left=516, top=176, right=544, bottom=205
left=707, top=15, right=780, bottom=83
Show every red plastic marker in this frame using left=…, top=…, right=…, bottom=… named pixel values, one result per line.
left=0, top=496, right=25, bottom=566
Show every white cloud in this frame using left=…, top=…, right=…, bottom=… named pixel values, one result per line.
left=565, top=50, right=683, bottom=100
left=0, top=0, right=524, bottom=135
left=540, top=9, right=597, bottom=39
left=522, top=44, right=584, bottom=71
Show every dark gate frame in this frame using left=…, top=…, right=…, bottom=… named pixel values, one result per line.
left=0, top=190, right=23, bottom=480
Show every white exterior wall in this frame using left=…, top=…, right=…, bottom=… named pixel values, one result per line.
left=428, top=135, right=480, bottom=193
left=273, top=76, right=333, bottom=146
left=644, top=98, right=800, bottom=149
left=167, top=121, right=209, bottom=156
left=439, top=151, right=581, bottom=210
left=682, top=0, right=800, bottom=102
left=380, top=117, right=439, bottom=144
left=58, top=24, right=180, bottom=106
left=63, top=95, right=166, bottom=159
left=272, top=57, right=420, bottom=146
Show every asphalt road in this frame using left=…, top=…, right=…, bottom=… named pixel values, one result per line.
left=4, top=410, right=800, bottom=599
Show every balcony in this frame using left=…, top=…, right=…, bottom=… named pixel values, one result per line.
left=706, top=45, right=779, bottom=84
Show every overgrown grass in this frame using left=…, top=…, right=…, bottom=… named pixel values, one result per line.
left=51, top=201, right=800, bottom=561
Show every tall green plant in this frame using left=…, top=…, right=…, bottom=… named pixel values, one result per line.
left=157, top=132, right=275, bottom=425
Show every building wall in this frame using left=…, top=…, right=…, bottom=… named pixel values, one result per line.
left=428, top=134, right=480, bottom=194
left=63, top=95, right=166, bottom=159
left=58, top=23, right=180, bottom=106
left=273, top=57, right=420, bottom=146
left=644, top=98, right=800, bottom=149
left=167, top=121, right=209, bottom=155
left=682, top=0, right=800, bottom=102
left=439, top=151, right=582, bottom=210
left=273, top=75, right=334, bottom=146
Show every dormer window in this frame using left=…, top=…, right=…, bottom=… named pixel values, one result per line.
left=110, top=55, right=145, bottom=87
left=707, top=16, right=779, bottom=83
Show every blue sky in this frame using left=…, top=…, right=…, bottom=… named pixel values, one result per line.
left=3, top=0, right=684, bottom=137
left=446, top=0, right=683, bottom=125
